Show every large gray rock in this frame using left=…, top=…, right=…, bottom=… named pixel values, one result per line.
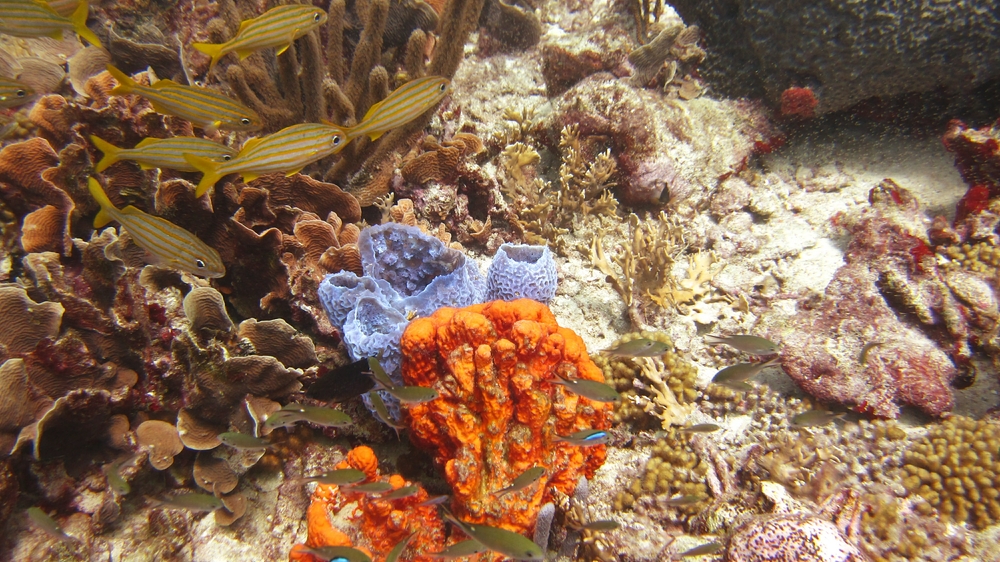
left=670, top=0, right=1000, bottom=114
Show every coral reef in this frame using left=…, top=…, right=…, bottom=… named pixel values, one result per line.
left=399, top=299, right=612, bottom=534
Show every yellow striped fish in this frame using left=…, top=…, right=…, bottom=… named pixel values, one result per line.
left=0, top=0, right=101, bottom=47
left=105, top=64, right=262, bottom=132
left=0, top=76, right=35, bottom=108
left=87, top=177, right=225, bottom=278
left=192, top=5, right=328, bottom=72
left=184, top=122, right=349, bottom=197
left=90, top=135, right=237, bottom=173
left=44, top=0, right=80, bottom=17
left=347, top=76, right=450, bottom=142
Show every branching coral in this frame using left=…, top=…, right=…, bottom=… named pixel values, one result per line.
left=400, top=299, right=612, bottom=535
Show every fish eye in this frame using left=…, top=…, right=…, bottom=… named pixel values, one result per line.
left=438, top=84, right=446, bottom=92
left=332, top=135, right=342, bottom=145
left=222, top=155, right=232, bottom=161
left=313, top=13, right=321, bottom=21
left=16, top=89, right=26, bottom=97
left=241, top=118, right=251, bottom=125
left=195, top=259, right=206, bottom=269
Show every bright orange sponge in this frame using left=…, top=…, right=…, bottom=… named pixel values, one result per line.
left=399, top=299, right=612, bottom=534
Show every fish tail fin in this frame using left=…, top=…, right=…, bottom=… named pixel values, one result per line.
left=87, top=177, right=116, bottom=228
left=70, top=1, right=102, bottom=48
left=106, top=64, right=135, bottom=95
left=192, top=42, right=225, bottom=72
left=89, top=135, right=121, bottom=173
left=183, top=153, right=222, bottom=197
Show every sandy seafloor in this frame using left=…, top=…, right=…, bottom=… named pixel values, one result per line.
left=4, top=0, right=1000, bottom=560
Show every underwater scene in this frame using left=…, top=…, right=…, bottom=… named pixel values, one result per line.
left=1, top=0, right=1000, bottom=560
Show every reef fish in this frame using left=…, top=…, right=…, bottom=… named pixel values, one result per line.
left=549, top=376, right=621, bottom=403
left=383, top=485, right=420, bottom=500
left=711, top=357, right=780, bottom=385
left=294, top=468, right=367, bottom=486
left=442, top=509, right=545, bottom=561
left=26, top=507, right=78, bottom=543
left=106, top=64, right=261, bottom=132
left=386, top=532, right=415, bottom=562
left=680, top=424, right=720, bottom=434
left=663, top=494, right=706, bottom=506
left=185, top=122, right=349, bottom=197
left=280, top=404, right=353, bottom=427
left=348, top=76, right=450, bottom=142
left=345, top=481, right=395, bottom=494
left=574, top=520, right=620, bottom=532
left=858, top=341, right=884, bottom=366
left=600, top=337, right=671, bottom=358
left=791, top=410, right=846, bottom=428
left=218, top=431, right=270, bottom=450
left=419, top=494, right=450, bottom=506
left=90, top=135, right=236, bottom=173
left=704, top=334, right=779, bottom=355
left=427, top=539, right=489, bottom=559
left=381, top=384, right=439, bottom=404
left=367, top=389, right=407, bottom=437
left=495, top=466, right=545, bottom=497
left=88, top=177, right=225, bottom=278
left=0, top=76, right=34, bottom=108
left=0, top=0, right=101, bottom=47
left=261, top=409, right=305, bottom=431
left=298, top=546, right=372, bottom=562
left=104, top=456, right=136, bottom=496
left=367, top=357, right=396, bottom=389
left=193, top=5, right=328, bottom=72
left=306, top=358, right=376, bottom=402
left=679, top=542, right=723, bottom=557
left=153, top=492, right=225, bottom=512
left=555, top=429, right=609, bottom=446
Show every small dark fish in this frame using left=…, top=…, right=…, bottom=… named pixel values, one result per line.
left=153, top=492, right=225, bottom=512
left=306, top=358, right=376, bottom=402
left=419, top=494, right=450, bottom=506
left=679, top=541, right=723, bottom=557
left=442, top=510, right=545, bottom=561
left=218, top=431, right=270, bottom=450
left=600, top=337, right=670, bottom=358
left=294, top=468, right=367, bottom=486
left=575, top=520, right=620, bottom=532
left=858, top=342, right=884, bottom=366
left=427, top=539, right=489, bottom=559
left=681, top=424, right=721, bottom=434
left=383, top=485, right=421, bottom=500
left=299, top=545, right=373, bottom=562
left=704, top=334, right=779, bottom=355
left=345, top=481, right=395, bottom=494
left=663, top=494, right=706, bottom=506
left=428, top=539, right=489, bottom=559
left=386, top=532, right=416, bottom=562
left=791, top=410, right=846, bottom=428
left=555, top=429, right=609, bottom=446
left=367, top=357, right=396, bottom=389
left=495, top=466, right=545, bottom=497
left=711, top=357, right=780, bottom=385
left=282, top=404, right=353, bottom=427
left=549, top=376, right=621, bottom=403
left=383, top=385, right=439, bottom=404
left=26, top=507, right=77, bottom=543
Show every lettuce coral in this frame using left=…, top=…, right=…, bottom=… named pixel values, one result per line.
left=399, top=299, right=612, bottom=535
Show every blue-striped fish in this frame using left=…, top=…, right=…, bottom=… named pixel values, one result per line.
left=105, top=64, right=261, bottom=132
left=0, top=0, right=101, bottom=47
left=90, top=135, right=236, bottom=173
left=193, top=5, right=328, bottom=72
left=184, top=122, right=348, bottom=197
left=87, top=177, right=225, bottom=278
left=347, top=76, right=450, bottom=142
left=0, top=76, right=34, bottom=108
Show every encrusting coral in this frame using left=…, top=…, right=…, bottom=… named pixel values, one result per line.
left=399, top=299, right=612, bottom=535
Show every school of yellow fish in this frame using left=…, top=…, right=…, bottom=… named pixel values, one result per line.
left=1, top=0, right=450, bottom=279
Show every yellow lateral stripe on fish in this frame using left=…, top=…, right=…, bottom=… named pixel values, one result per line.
left=105, top=64, right=261, bottom=132
left=90, top=135, right=237, bottom=173
left=184, top=122, right=349, bottom=197
left=0, top=76, right=35, bottom=108
left=192, top=5, right=328, bottom=72
left=0, top=0, right=101, bottom=47
left=348, top=76, right=450, bottom=142
left=87, top=177, right=225, bottom=278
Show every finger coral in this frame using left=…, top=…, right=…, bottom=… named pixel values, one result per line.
left=399, top=299, right=612, bottom=534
